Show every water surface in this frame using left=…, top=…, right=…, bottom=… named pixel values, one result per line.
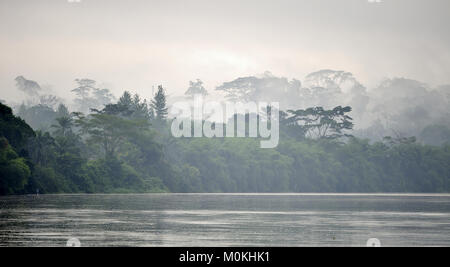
left=0, top=193, right=449, bottom=247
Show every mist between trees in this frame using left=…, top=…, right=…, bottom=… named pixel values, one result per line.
left=1, top=71, right=449, bottom=194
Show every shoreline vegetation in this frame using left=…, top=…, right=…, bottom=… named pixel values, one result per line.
left=1, top=83, right=450, bottom=195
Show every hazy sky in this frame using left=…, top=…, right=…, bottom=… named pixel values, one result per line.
left=1, top=0, right=450, bottom=101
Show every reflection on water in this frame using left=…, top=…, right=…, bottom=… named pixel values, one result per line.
left=0, top=193, right=449, bottom=247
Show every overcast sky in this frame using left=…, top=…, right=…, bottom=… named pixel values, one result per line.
left=1, top=0, right=449, bottom=101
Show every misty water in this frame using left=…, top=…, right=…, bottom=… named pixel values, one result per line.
left=0, top=193, right=449, bottom=247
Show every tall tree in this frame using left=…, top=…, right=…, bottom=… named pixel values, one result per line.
left=132, top=94, right=150, bottom=120
left=287, top=106, right=354, bottom=139
left=99, top=92, right=150, bottom=120
left=28, top=131, right=55, bottom=166
left=118, top=91, right=133, bottom=109
left=76, top=110, right=151, bottom=158
left=71, top=79, right=115, bottom=113
left=185, top=79, right=208, bottom=98
left=151, top=85, right=168, bottom=121
left=56, top=104, right=70, bottom=118
left=72, top=79, right=96, bottom=99
left=51, top=116, right=74, bottom=137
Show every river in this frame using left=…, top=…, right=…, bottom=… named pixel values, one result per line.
left=0, top=193, right=449, bottom=247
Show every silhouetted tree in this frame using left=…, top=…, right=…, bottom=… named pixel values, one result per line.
left=118, top=91, right=133, bottom=108
left=185, top=79, right=208, bottom=98
left=71, top=79, right=115, bottom=113
left=287, top=106, right=353, bottom=139
left=151, top=85, right=168, bottom=121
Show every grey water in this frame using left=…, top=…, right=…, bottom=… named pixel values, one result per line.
left=0, top=193, right=449, bottom=247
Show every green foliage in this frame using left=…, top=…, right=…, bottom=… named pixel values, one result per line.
left=151, top=85, right=168, bottom=121
left=170, top=138, right=293, bottom=192
left=175, top=164, right=202, bottom=192
left=28, top=131, right=55, bottom=166
left=1, top=97, right=449, bottom=195
left=0, top=102, right=35, bottom=152
left=51, top=116, right=74, bottom=137
left=0, top=137, right=31, bottom=194
left=77, top=112, right=151, bottom=157
left=29, top=166, right=71, bottom=194
left=1, top=100, right=167, bottom=195
left=287, top=106, right=353, bottom=139
left=16, top=104, right=58, bottom=131
left=112, top=91, right=152, bottom=120
left=85, top=157, right=167, bottom=193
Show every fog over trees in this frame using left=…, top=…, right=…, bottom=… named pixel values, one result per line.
left=4, top=70, right=450, bottom=146
left=212, top=70, right=450, bottom=145
left=1, top=69, right=449, bottom=195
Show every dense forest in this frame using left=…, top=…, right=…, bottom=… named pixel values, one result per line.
left=1, top=76, right=449, bottom=194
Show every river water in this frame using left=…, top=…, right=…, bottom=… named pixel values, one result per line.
left=0, top=193, right=449, bottom=247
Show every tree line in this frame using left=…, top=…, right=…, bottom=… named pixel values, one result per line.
left=1, top=85, right=449, bottom=195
